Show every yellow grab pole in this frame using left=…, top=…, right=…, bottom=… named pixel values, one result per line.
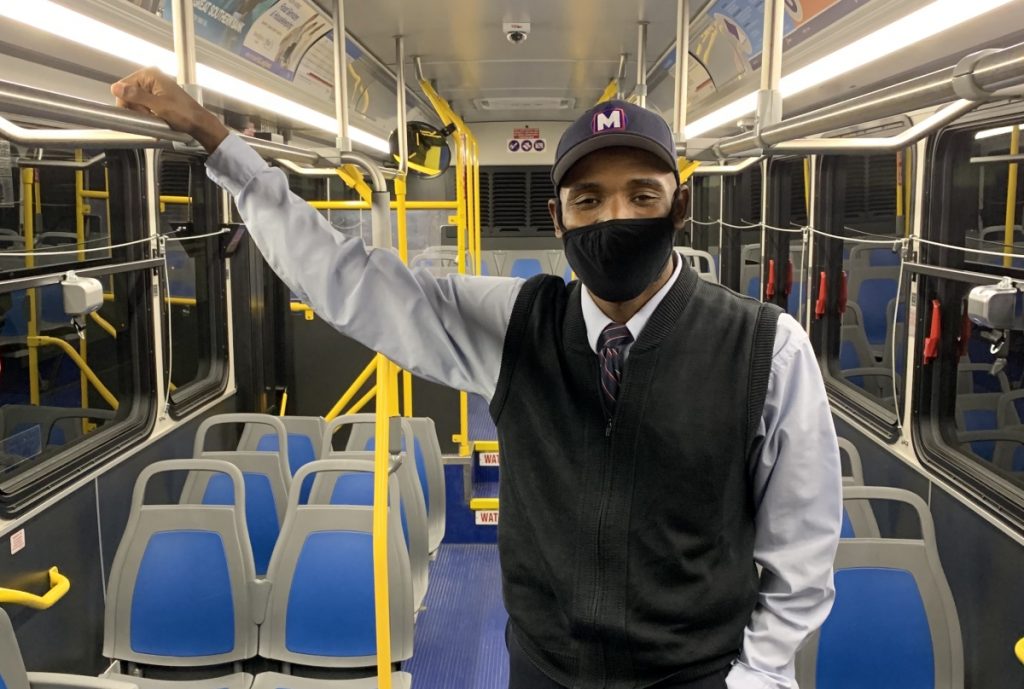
left=458, top=391, right=470, bottom=456
left=336, top=165, right=374, bottom=205
left=896, top=151, right=904, bottom=220
left=22, top=168, right=39, bottom=405
left=29, top=336, right=119, bottom=410
left=344, top=385, right=377, bottom=416
left=89, top=312, right=117, bottom=339
left=326, top=355, right=379, bottom=421
left=279, top=391, right=288, bottom=416
left=372, top=359, right=394, bottom=688
left=308, top=200, right=459, bottom=210
left=394, top=175, right=414, bottom=417
left=473, top=138, right=482, bottom=276
left=596, top=79, right=619, bottom=104
left=1005, top=126, right=1020, bottom=269
left=455, top=133, right=467, bottom=276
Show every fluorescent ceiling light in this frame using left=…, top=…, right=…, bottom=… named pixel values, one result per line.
left=685, top=0, right=1016, bottom=139
left=0, top=0, right=389, bottom=153
left=976, top=124, right=1022, bottom=140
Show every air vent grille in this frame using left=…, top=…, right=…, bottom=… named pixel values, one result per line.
left=480, top=166, right=555, bottom=235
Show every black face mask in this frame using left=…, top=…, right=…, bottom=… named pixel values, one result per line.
left=562, top=215, right=676, bottom=302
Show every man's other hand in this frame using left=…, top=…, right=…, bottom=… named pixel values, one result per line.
left=111, top=68, right=229, bottom=153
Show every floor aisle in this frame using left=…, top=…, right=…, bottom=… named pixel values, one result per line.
left=404, top=544, right=509, bottom=689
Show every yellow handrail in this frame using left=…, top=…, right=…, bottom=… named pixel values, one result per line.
left=326, top=355, right=379, bottom=421
left=279, top=391, right=288, bottom=417
left=22, top=168, right=40, bottom=406
left=336, top=164, right=373, bottom=205
left=89, top=312, right=117, bottom=339
left=308, top=200, right=458, bottom=211
left=343, top=385, right=377, bottom=416
left=28, top=336, right=119, bottom=410
left=1004, top=125, right=1020, bottom=269
left=678, top=158, right=702, bottom=185
left=596, top=79, right=619, bottom=104
left=372, top=360, right=395, bottom=689
left=289, top=301, right=315, bottom=321
left=0, top=567, right=70, bottom=610
left=166, top=297, right=197, bottom=307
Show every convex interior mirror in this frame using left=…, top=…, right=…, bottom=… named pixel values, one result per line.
left=389, top=121, right=452, bottom=178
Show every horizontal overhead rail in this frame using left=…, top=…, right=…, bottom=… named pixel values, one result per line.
left=691, top=156, right=762, bottom=175
left=0, top=78, right=326, bottom=165
left=713, top=41, right=1024, bottom=158
left=770, top=99, right=977, bottom=154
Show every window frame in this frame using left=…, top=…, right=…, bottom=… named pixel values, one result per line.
left=911, top=112, right=1024, bottom=525
left=811, top=152, right=905, bottom=442
left=157, top=151, right=230, bottom=419
left=0, top=148, right=157, bottom=514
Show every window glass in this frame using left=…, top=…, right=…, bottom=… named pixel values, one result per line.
left=817, top=153, right=906, bottom=418
left=158, top=154, right=227, bottom=411
left=720, top=164, right=762, bottom=295
left=764, top=157, right=809, bottom=321
left=0, top=145, right=152, bottom=507
left=917, top=122, right=1024, bottom=507
left=685, top=175, right=722, bottom=283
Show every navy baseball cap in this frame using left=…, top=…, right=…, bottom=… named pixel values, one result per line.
left=551, top=100, right=679, bottom=188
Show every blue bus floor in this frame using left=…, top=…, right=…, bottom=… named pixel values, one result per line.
left=404, top=544, right=509, bottom=689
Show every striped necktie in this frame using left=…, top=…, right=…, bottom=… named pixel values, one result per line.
left=597, top=323, right=633, bottom=417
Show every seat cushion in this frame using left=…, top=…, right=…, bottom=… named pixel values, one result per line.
left=105, top=672, right=253, bottom=689
left=251, top=671, right=411, bottom=689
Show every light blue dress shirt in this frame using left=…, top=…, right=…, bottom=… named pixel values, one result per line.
left=207, top=133, right=843, bottom=689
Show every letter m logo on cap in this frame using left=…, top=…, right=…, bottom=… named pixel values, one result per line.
left=592, top=108, right=627, bottom=133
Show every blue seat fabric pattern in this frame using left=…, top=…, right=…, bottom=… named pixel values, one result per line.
left=285, top=531, right=376, bottom=657
left=840, top=510, right=855, bottom=539
left=510, top=258, right=542, bottom=279
left=816, top=567, right=934, bottom=689
left=130, top=530, right=235, bottom=656
left=203, top=473, right=279, bottom=576
left=258, top=433, right=315, bottom=503
left=330, top=470, right=409, bottom=548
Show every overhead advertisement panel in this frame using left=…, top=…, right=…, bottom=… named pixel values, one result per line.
left=153, top=0, right=362, bottom=102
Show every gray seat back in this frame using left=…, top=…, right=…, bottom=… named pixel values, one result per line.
left=678, top=247, right=718, bottom=283
left=796, top=486, right=963, bottom=689
left=0, top=607, right=30, bottom=689
left=836, top=438, right=879, bottom=539
left=104, top=459, right=259, bottom=667
left=237, top=415, right=324, bottom=477
left=346, top=416, right=446, bottom=554
left=327, top=415, right=429, bottom=610
left=259, top=459, right=414, bottom=667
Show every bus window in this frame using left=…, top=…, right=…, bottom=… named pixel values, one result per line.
left=814, top=153, right=905, bottom=428
left=916, top=121, right=1024, bottom=516
left=158, top=154, right=228, bottom=415
left=719, top=163, right=762, bottom=295
left=0, top=149, right=153, bottom=512
left=764, top=157, right=810, bottom=322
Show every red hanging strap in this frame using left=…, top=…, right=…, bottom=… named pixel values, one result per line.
left=766, top=259, right=776, bottom=299
left=784, top=258, right=794, bottom=298
left=838, top=271, right=848, bottom=316
left=815, top=271, right=828, bottom=319
left=924, top=299, right=942, bottom=364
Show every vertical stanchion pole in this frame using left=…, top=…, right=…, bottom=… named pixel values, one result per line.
left=636, top=22, right=648, bottom=108
left=23, top=168, right=39, bottom=405
left=673, top=0, right=690, bottom=146
left=1004, top=126, right=1020, bottom=269
left=757, top=0, right=785, bottom=129
left=170, top=0, right=201, bottom=102
left=75, top=151, right=90, bottom=429
left=371, top=356, right=393, bottom=689
left=333, top=0, right=351, bottom=151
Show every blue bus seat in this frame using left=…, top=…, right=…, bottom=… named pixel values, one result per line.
left=347, top=417, right=447, bottom=555
left=848, top=267, right=899, bottom=348
left=848, top=244, right=901, bottom=267
left=839, top=324, right=894, bottom=400
left=955, top=393, right=1002, bottom=460
left=188, top=414, right=292, bottom=576
left=796, top=487, right=964, bottom=689
left=103, top=460, right=258, bottom=689
left=253, top=460, right=412, bottom=689
left=238, top=416, right=324, bottom=505
left=323, top=416, right=429, bottom=612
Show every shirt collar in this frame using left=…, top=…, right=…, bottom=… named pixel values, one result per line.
left=581, top=252, right=684, bottom=354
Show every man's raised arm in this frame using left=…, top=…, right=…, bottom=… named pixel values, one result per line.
left=112, top=68, right=519, bottom=400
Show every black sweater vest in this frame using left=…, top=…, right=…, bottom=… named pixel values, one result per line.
left=489, top=261, right=781, bottom=688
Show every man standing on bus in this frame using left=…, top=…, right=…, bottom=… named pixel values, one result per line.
left=113, top=68, right=841, bottom=689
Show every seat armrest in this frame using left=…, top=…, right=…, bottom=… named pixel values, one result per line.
left=251, top=578, right=271, bottom=625
left=27, top=673, right=138, bottom=689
